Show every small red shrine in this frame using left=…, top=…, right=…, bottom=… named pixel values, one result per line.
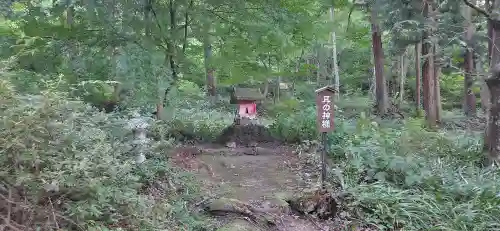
left=230, top=87, right=265, bottom=120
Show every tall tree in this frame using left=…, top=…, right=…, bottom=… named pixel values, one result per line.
left=399, top=49, right=409, bottom=107
left=204, top=22, right=216, bottom=102
left=422, top=0, right=438, bottom=127
left=463, top=0, right=500, bottom=165
left=370, top=3, right=389, bottom=114
left=415, top=42, right=422, bottom=112
left=462, top=2, right=477, bottom=117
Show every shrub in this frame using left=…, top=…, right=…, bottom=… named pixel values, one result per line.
left=261, top=98, right=302, bottom=117
left=151, top=98, right=234, bottom=142
left=0, top=86, right=209, bottom=230
left=269, top=106, right=317, bottom=142
left=269, top=105, right=352, bottom=144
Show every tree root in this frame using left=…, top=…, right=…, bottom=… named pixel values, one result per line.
left=205, top=198, right=278, bottom=229
left=286, top=189, right=341, bottom=220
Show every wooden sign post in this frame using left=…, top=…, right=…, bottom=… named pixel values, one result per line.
left=315, top=86, right=336, bottom=189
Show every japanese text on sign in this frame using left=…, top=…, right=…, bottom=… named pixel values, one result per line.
left=321, top=95, right=331, bottom=128
left=315, top=86, right=336, bottom=133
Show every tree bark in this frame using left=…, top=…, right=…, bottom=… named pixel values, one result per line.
left=486, top=65, right=500, bottom=165
left=463, top=3, right=477, bottom=116
left=399, top=52, right=408, bottom=107
left=368, top=51, right=376, bottom=100
left=144, top=0, right=151, bottom=36
left=204, top=23, right=216, bottom=102
left=263, top=54, right=271, bottom=97
left=486, top=0, right=493, bottom=65
left=479, top=58, right=490, bottom=112
left=415, top=43, right=422, bottom=112
left=484, top=0, right=500, bottom=165
left=422, top=0, right=438, bottom=127
left=435, top=54, right=443, bottom=122
left=276, top=64, right=281, bottom=102
left=182, top=0, right=193, bottom=54
left=163, top=0, right=179, bottom=107
left=370, top=7, right=388, bottom=114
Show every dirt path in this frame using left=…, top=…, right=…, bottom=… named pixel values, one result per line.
left=173, top=144, right=334, bottom=231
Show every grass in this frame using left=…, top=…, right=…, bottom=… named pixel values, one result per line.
left=269, top=95, right=499, bottom=230
left=323, top=115, right=499, bottom=230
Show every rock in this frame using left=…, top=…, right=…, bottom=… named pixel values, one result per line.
left=226, top=141, right=236, bottom=148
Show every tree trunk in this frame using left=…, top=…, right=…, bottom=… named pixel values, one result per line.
left=486, top=65, right=500, bottom=165
left=329, top=6, right=340, bottom=99
left=422, top=0, right=438, bottom=127
left=204, top=24, right=216, bottom=102
left=435, top=55, right=443, bottom=122
left=315, top=46, right=320, bottom=86
left=484, top=0, right=500, bottom=165
left=368, top=49, right=376, bottom=100
left=276, top=65, right=281, bottom=102
left=463, top=3, right=477, bottom=116
left=486, top=0, right=493, bottom=65
left=263, top=81, right=269, bottom=97
left=399, top=52, right=407, bottom=107
left=292, top=54, right=302, bottom=95
left=390, top=58, right=397, bottom=97
left=479, top=58, right=490, bottom=112
left=163, top=0, right=179, bottom=107
left=143, top=0, right=162, bottom=118
left=66, top=6, right=74, bottom=28
left=182, top=0, right=193, bottom=54
left=263, top=54, right=271, bottom=97
left=415, top=43, right=422, bottom=112
left=370, top=7, right=388, bottom=114
left=144, top=0, right=151, bottom=36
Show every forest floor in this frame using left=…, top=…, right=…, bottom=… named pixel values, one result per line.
left=165, top=113, right=489, bottom=230
left=171, top=143, right=344, bottom=231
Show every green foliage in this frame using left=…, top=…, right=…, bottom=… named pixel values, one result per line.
left=151, top=98, right=234, bottom=142
left=74, top=80, right=117, bottom=105
left=279, top=106, right=498, bottom=230
left=440, top=73, right=464, bottom=101
left=177, top=79, right=205, bottom=100
left=336, top=122, right=500, bottom=230
left=270, top=106, right=318, bottom=142
left=0, top=85, right=210, bottom=230
left=1, top=0, right=495, bottom=230
left=261, top=98, right=302, bottom=117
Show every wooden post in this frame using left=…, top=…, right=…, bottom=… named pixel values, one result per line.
left=315, top=86, right=336, bottom=189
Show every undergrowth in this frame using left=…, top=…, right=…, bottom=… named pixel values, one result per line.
left=277, top=101, right=498, bottom=230
left=3, top=74, right=495, bottom=231
left=0, top=80, right=211, bottom=231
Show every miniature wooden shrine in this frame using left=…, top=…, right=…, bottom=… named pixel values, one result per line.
left=230, top=87, right=265, bottom=120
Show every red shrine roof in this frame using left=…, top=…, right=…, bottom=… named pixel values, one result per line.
left=230, top=87, right=265, bottom=104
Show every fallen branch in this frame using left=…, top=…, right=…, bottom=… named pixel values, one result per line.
left=0, top=215, right=25, bottom=231
left=0, top=188, right=84, bottom=231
